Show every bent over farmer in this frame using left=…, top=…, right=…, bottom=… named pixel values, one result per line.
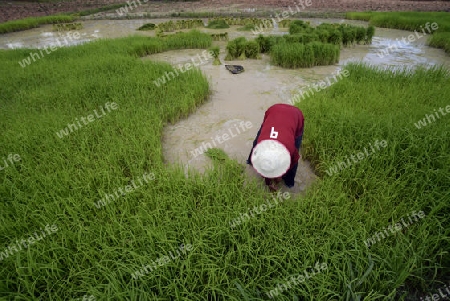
left=247, top=103, right=304, bottom=192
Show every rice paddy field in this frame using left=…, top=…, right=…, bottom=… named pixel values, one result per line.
left=0, top=10, right=449, bottom=301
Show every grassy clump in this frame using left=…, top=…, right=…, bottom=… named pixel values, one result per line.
left=429, top=32, right=450, bottom=54
left=287, top=21, right=375, bottom=46
left=209, top=46, right=221, bottom=65
left=270, top=42, right=340, bottom=68
left=210, top=32, right=229, bottom=41
left=346, top=12, right=450, bottom=53
left=299, top=63, right=450, bottom=300
left=236, top=23, right=256, bottom=31
left=225, top=37, right=262, bottom=60
left=206, top=19, right=230, bottom=29
left=52, top=22, right=83, bottom=31
left=156, top=19, right=204, bottom=32
left=137, top=23, right=156, bottom=31
left=0, top=15, right=76, bottom=34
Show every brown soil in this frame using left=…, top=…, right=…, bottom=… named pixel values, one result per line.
left=1, top=0, right=450, bottom=23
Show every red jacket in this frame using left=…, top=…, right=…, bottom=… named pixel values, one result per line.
left=256, top=104, right=304, bottom=170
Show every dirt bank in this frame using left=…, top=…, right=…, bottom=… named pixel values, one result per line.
left=1, top=0, right=450, bottom=23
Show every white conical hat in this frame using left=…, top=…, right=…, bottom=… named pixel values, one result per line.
left=251, top=139, right=290, bottom=178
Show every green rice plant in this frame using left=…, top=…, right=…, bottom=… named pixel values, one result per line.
left=255, top=34, right=270, bottom=53
left=365, top=26, right=375, bottom=44
left=327, top=29, right=343, bottom=45
left=225, top=37, right=248, bottom=60
left=224, top=39, right=237, bottom=60
left=341, top=26, right=357, bottom=46
left=289, top=23, right=304, bottom=35
left=278, top=19, right=291, bottom=28
left=428, top=32, right=450, bottom=54
left=206, top=19, right=230, bottom=29
left=237, top=23, right=256, bottom=31
left=0, top=15, right=76, bottom=34
left=137, top=23, right=156, bottom=31
left=164, top=30, right=212, bottom=50
left=236, top=37, right=247, bottom=60
left=209, top=46, right=221, bottom=65
left=283, top=34, right=301, bottom=44
left=244, top=40, right=260, bottom=59
left=271, top=42, right=339, bottom=68
left=52, top=22, right=83, bottom=31
left=355, top=26, right=367, bottom=44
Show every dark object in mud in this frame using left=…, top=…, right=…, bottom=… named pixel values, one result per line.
left=225, top=65, right=244, bottom=74
left=138, top=23, right=156, bottom=31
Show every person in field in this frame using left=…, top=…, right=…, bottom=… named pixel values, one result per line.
left=247, top=103, right=304, bottom=192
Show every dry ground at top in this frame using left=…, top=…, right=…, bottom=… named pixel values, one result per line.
left=1, top=0, right=450, bottom=23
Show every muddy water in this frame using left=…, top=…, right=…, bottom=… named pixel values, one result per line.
left=2, top=18, right=449, bottom=195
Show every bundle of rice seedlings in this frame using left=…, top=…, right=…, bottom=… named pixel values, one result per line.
left=207, top=19, right=230, bottom=29
left=209, top=46, right=221, bottom=65
left=236, top=37, right=247, bottom=60
left=245, top=40, right=260, bottom=59
left=365, top=26, right=375, bottom=44
left=289, top=23, right=304, bottom=35
left=316, top=29, right=330, bottom=43
left=328, top=29, right=343, bottom=45
left=355, top=27, right=367, bottom=44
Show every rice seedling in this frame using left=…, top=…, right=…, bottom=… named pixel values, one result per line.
left=341, top=26, right=357, bottom=46
left=52, top=22, right=83, bottom=31
left=206, top=19, right=230, bottom=29
left=270, top=42, right=340, bottom=68
left=355, top=26, right=367, bottom=44
left=210, top=32, right=229, bottom=41
left=429, top=32, right=450, bottom=54
left=225, top=37, right=249, bottom=60
left=365, top=26, right=375, bottom=44
left=236, top=23, right=256, bottom=31
left=0, top=15, right=76, bottom=34
left=209, top=46, right=221, bottom=65
left=327, top=29, right=343, bottom=45
left=244, top=40, right=260, bottom=59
